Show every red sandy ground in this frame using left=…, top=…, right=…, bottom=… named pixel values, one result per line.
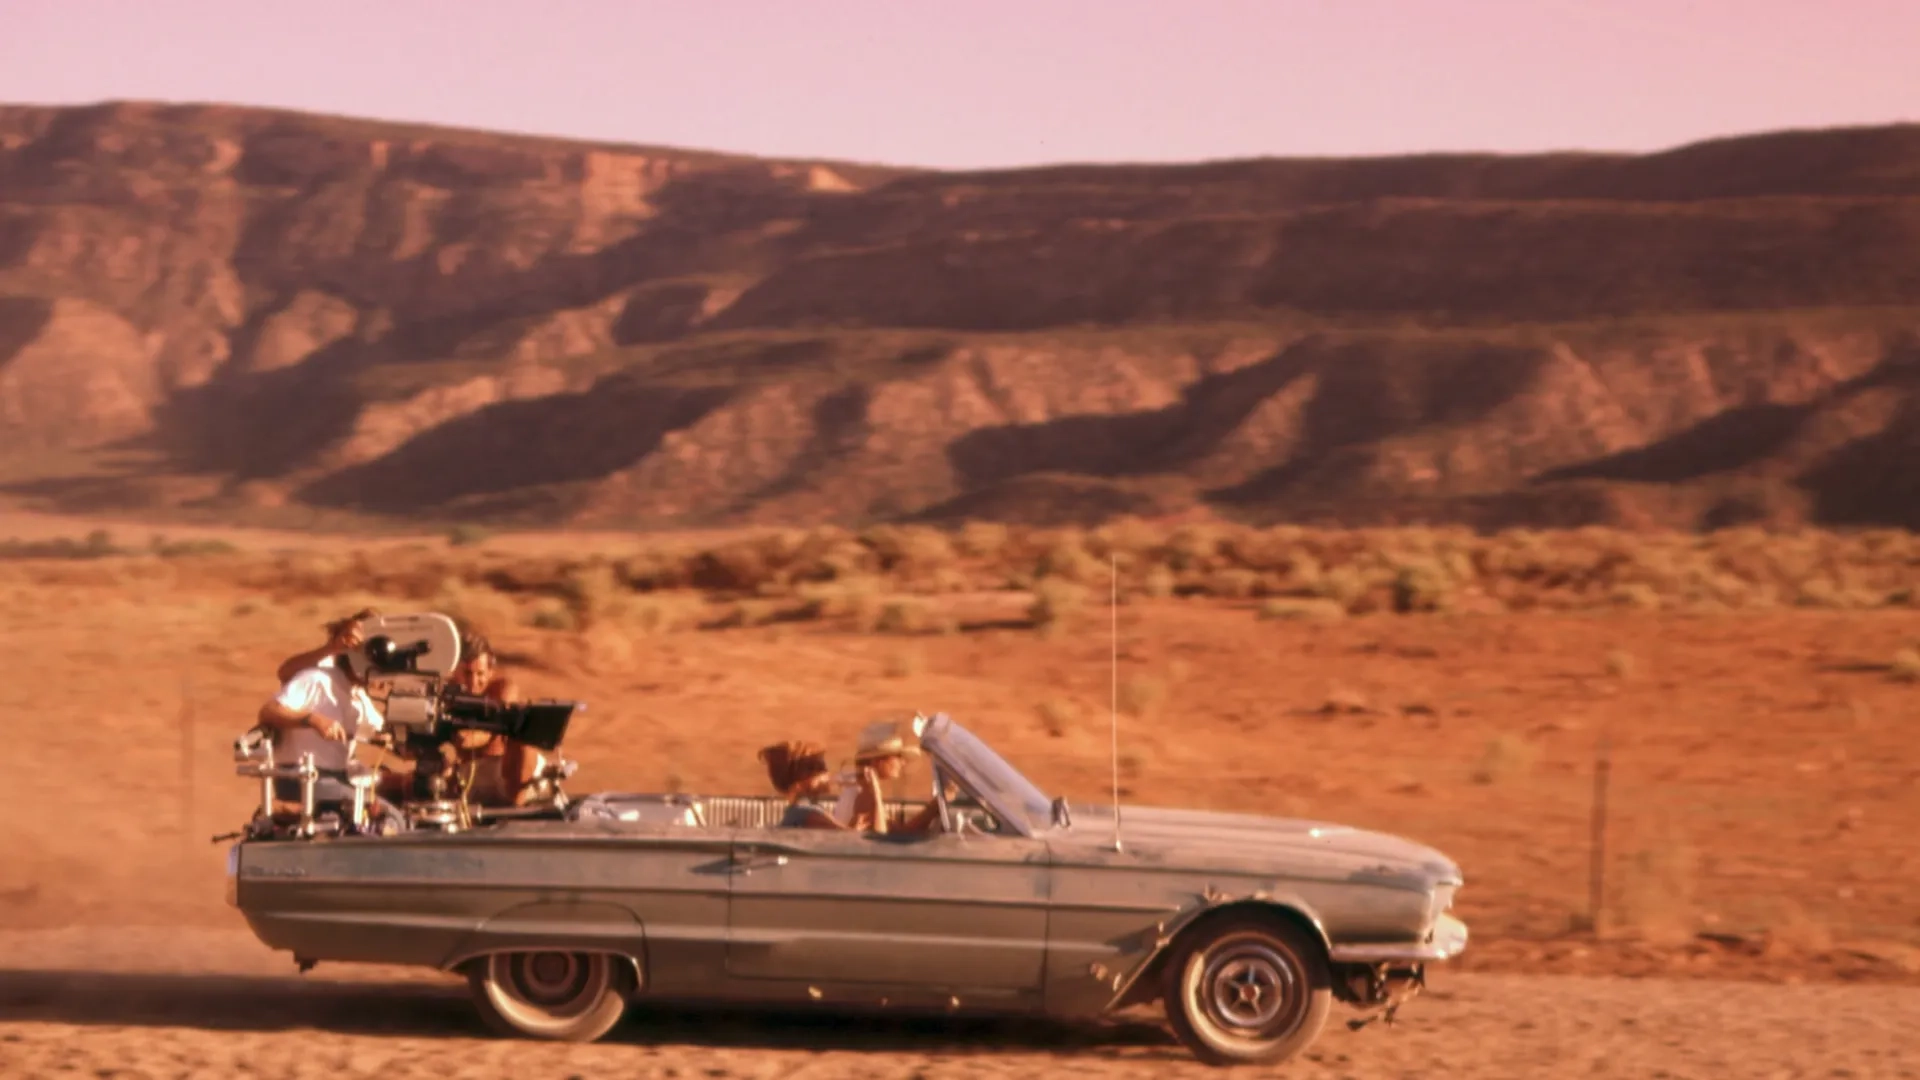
left=2, top=518, right=1918, bottom=1076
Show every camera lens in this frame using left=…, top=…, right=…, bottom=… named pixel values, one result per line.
left=363, top=635, right=396, bottom=668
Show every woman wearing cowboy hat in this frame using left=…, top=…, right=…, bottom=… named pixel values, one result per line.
left=834, top=720, right=950, bottom=835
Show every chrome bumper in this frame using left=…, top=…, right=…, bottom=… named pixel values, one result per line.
left=1327, top=913, right=1469, bottom=964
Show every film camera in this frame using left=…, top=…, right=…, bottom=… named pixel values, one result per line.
left=348, top=612, right=586, bottom=828
left=347, top=612, right=582, bottom=757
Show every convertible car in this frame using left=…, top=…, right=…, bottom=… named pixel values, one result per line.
left=226, top=711, right=1467, bottom=1067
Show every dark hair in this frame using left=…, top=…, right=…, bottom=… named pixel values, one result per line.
left=462, top=633, right=495, bottom=662
left=758, top=740, right=830, bottom=796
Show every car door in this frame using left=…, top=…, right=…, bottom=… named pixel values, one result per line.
left=724, top=823, right=1051, bottom=1002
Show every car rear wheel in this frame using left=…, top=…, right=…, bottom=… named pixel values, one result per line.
left=1161, top=914, right=1332, bottom=1067
left=468, top=951, right=631, bottom=1042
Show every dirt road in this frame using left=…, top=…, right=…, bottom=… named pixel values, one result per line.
left=2, top=929, right=1915, bottom=1080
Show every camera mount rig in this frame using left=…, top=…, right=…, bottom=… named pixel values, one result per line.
left=222, top=612, right=586, bottom=841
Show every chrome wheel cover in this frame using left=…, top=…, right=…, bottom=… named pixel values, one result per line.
left=1187, top=935, right=1307, bottom=1043
left=483, top=951, right=612, bottom=1034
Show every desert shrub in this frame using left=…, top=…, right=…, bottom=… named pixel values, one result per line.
left=0, top=530, right=126, bottom=560
left=1613, top=829, right=1700, bottom=945
left=795, top=575, right=885, bottom=626
left=1317, top=684, right=1373, bottom=715
left=1088, top=515, right=1161, bottom=563
left=873, top=598, right=952, bottom=635
left=864, top=525, right=956, bottom=579
left=445, top=523, right=491, bottom=547
left=527, top=600, right=578, bottom=632
left=1163, top=524, right=1222, bottom=572
left=1389, top=558, right=1453, bottom=613
left=882, top=646, right=924, bottom=678
left=616, top=549, right=691, bottom=591
left=1205, top=567, right=1262, bottom=600
left=147, top=534, right=240, bottom=558
left=1117, top=675, right=1167, bottom=720
left=1033, top=533, right=1107, bottom=586
left=706, top=599, right=787, bottom=630
left=689, top=539, right=783, bottom=592
left=1470, top=733, right=1538, bottom=785
left=797, top=532, right=880, bottom=583
left=1890, top=648, right=1920, bottom=683
left=626, top=592, right=700, bottom=634
left=1610, top=582, right=1662, bottom=610
left=377, top=523, right=1920, bottom=618
left=1605, top=649, right=1637, bottom=680
left=1028, top=578, right=1090, bottom=637
left=1258, top=597, right=1347, bottom=621
left=561, top=562, right=627, bottom=628
left=433, top=579, right=522, bottom=640
left=1035, top=698, right=1079, bottom=737
left=575, top=623, right=634, bottom=675
left=955, top=520, right=1010, bottom=559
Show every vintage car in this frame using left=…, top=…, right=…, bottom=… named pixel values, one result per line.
left=225, top=705, right=1466, bottom=1067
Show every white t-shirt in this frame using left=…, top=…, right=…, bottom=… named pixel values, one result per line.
left=270, top=657, right=385, bottom=773
left=832, top=768, right=860, bottom=824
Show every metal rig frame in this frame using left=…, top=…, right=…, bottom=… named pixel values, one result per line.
left=231, top=728, right=378, bottom=838
left=230, top=727, right=582, bottom=840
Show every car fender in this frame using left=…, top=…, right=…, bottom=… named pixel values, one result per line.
left=1104, top=892, right=1332, bottom=1009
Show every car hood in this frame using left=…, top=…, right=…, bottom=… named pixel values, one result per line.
left=1053, top=804, right=1462, bottom=884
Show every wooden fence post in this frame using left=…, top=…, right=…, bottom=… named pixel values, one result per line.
left=1588, top=728, right=1612, bottom=936
left=180, top=678, right=196, bottom=849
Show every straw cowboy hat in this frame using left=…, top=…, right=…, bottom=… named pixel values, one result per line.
left=852, top=719, right=922, bottom=763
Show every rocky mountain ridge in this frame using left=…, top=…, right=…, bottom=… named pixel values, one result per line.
left=2, top=100, right=1918, bottom=530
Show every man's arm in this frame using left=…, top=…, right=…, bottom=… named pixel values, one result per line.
left=274, top=610, right=374, bottom=684
left=849, top=768, right=887, bottom=833
left=501, top=741, right=543, bottom=806
left=258, top=672, right=345, bottom=741
left=273, top=646, right=332, bottom=686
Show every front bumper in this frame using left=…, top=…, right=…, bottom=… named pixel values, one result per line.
left=1327, top=913, right=1469, bottom=964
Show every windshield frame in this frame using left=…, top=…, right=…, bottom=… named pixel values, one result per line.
left=916, top=713, right=1056, bottom=837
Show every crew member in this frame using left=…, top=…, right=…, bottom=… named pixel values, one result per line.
left=445, top=632, right=543, bottom=808
left=254, top=631, right=388, bottom=812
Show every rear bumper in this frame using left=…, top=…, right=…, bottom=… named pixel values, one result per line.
left=1327, top=913, right=1469, bottom=964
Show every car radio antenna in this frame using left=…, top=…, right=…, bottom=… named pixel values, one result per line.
left=1109, top=550, right=1124, bottom=853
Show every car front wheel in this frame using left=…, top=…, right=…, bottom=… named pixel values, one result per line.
left=1161, top=914, right=1332, bottom=1066
left=468, top=951, right=631, bottom=1043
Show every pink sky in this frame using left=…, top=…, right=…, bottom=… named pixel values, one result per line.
left=3, top=0, right=1915, bottom=169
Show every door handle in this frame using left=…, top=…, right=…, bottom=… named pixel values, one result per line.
left=732, top=853, right=789, bottom=875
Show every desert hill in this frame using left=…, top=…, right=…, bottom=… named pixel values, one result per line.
left=2, top=100, right=1919, bottom=531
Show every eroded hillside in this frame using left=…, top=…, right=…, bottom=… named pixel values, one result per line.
left=3, top=101, right=1919, bottom=530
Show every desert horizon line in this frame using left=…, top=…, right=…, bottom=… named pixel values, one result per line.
left=8, top=95, right=1920, bottom=174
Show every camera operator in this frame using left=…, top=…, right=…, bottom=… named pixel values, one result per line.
left=445, top=632, right=544, bottom=808
left=254, top=628, right=388, bottom=808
